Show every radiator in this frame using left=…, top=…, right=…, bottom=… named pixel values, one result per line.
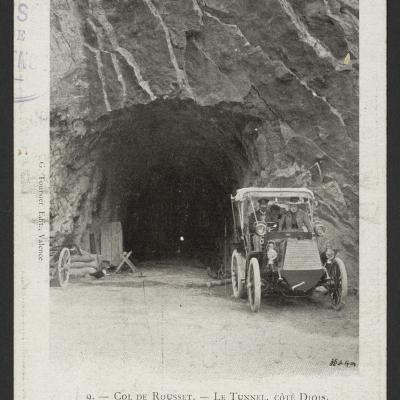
left=283, top=238, right=322, bottom=271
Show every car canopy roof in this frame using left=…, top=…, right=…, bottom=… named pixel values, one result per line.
left=232, top=187, right=315, bottom=202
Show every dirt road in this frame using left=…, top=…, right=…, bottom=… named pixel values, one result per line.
left=50, top=258, right=358, bottom=385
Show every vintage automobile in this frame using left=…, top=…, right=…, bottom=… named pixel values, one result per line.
left=230, top=187, right=348, bottom=312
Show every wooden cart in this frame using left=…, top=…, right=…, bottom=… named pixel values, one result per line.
left=50, top=247, right=71, bottom=287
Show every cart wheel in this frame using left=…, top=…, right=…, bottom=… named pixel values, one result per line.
left=55, top=248, right=71, bottom=287
left=247, top=257, right=261, bottom=313
left=231, top=249, right=247, bottom=299
left=329, top=257, right=348, bottom=310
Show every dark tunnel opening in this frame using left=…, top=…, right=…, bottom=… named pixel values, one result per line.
left=124, top=164, right=235, bottom=261
left=86, top=100, right=261, bottom=265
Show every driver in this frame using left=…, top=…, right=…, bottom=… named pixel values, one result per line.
left=249, top=198, right=270, bottom=231
left=278, top=197, right=313, bottom=232
left=249, top=198, right=270, bottom=251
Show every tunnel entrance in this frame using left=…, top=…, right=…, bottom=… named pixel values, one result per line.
left=86, top=99, right=260, bottom=265
left=125, top=164, right=233, bottom=260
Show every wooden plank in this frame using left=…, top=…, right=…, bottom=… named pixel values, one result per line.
left=112, top=221, right=123, bottom=265
left=101, top=221, right=123, bottom=266
left=89, top=233, right=97, bottom=254
left=96, top=232, right=102, bottom=254
left=101, top=224, right=112, bottom=263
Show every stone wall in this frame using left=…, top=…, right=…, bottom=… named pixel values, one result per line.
left=50, top=0, right=359, bottom=284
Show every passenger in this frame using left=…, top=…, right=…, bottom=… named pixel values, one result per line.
left=278, top=197, right=313, bottom=232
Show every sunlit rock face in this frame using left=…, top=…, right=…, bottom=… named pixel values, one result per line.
left=51, top=0, right=359, bottom=285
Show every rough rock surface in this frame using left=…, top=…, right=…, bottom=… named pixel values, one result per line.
left=51, top=0, right=359, bottom=285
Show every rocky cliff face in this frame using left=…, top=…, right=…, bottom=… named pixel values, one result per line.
left=51, top=0, right=359, bottom=284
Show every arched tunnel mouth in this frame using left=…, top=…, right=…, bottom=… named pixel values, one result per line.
left=77, top=99, right=261, bottom=265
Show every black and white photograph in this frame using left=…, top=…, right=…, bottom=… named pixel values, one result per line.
left=13, top=0, right=386, bottom=398
left=49, top=0, right=359, bottom=379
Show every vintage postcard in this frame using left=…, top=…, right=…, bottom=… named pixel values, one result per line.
left=14, top=0, right=386, bottom=399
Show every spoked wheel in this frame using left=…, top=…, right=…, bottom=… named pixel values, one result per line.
left=55, top=248, right=71, bottom=287
left=247, top=257, right=261, bottom=313
left=329, top=257, right=348, bottom=310
left=231, top=249, right=247, bottom=299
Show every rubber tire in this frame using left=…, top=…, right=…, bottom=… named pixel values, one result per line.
left=231, top=249, right=247, bottom=299
left=330, top=257, right=348, bottom=310
left=55, top=248, right=71, bottom=288
left=247, top=257, right=261, bottom=313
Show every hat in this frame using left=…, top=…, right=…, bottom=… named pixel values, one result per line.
left=288, top=197, right=300, bottom=204
left=258, top=198, right=269, bottom=205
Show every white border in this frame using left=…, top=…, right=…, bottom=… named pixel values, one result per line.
left=14, top=1, right=50, bottom=399
left=14, top=0, right=386, bottom=398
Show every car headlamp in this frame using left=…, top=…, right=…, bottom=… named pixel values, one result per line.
left=255, top=223, right=267, bottom=236
left=325, top=248, right=335, bottom=262
left=267, top=248, right=278, bottom=264
left=314, top=222, right=326, bottom=237
left=266, top=241, right=277, bottom=263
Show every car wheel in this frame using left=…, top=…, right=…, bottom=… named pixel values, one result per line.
left=247, top=257, right=261, bottom=313
left=231, top=249, right=246, bottom=298
left=329, top=257, right=348, bottom=310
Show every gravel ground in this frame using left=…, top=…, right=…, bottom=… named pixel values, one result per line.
left=50, top=258, right=358, bottom=388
